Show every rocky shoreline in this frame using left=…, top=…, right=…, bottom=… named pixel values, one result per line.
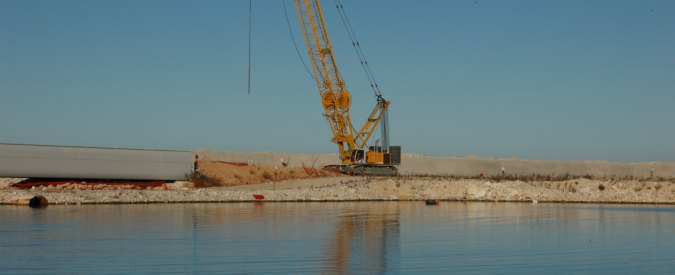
left=2, top=176, right=674, bottom=205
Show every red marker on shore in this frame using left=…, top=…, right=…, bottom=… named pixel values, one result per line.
left=252, top=194, right=265, bottom=200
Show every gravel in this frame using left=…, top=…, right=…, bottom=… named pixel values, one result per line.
left=2, top=177, right=674, bottom=205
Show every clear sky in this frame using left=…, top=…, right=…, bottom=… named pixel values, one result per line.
left=1, top=0, right=673, bottom=162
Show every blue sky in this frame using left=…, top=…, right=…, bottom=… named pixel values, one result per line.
left=1, top=0, right=673, bottom=162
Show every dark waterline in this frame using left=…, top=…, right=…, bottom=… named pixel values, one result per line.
left=2, top=202, right=675, bottom=274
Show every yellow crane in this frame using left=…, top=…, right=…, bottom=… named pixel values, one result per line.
left=293, top=0, right=399, bottom=175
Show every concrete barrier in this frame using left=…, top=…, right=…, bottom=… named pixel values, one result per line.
left=0, top=144, right=193, bottom=180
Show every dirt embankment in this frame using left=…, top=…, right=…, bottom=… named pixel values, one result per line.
left=191, top=160, right=338, bottom=187
left=194, top=150, right=675, bottom=178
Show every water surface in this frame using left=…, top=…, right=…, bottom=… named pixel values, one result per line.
left=2, top=202, right=674, bottom=274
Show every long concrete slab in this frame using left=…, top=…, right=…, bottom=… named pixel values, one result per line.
left=0, top=144, right=193, bottom=180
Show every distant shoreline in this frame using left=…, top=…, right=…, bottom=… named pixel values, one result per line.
left=3, top=150, right=675, bottom=206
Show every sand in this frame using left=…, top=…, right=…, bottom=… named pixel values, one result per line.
left=192, top=159, right=337, bottom=187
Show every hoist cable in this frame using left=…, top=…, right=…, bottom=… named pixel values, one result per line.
left=338, top=0, right=382, bottom=96
left=332, top=0, right=377, bottom=96
left=334, top=0, right=380, bottom=92
left=282, top=0, right=315, bottom=80
left=332, top=0, right=382, bottom=97
left=248, top=0, right=252, bottom=94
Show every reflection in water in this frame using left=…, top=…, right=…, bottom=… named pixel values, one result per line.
left=325, top=203, right=400, bottom=274
left=2, top=202, right=675, bottom=273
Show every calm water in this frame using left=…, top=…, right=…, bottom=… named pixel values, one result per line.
left=1, top=202, right=675, bottom=274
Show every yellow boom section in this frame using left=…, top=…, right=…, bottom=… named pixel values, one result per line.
left=294, top=0, right=389, bottom=164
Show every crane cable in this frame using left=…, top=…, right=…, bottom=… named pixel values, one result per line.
left=332, top=0, right=382, bottom=97
left=248, top=0, right=252, bottom=94
left=282, top=0, right=315, bottom=81
left=332, top=0, right=381, bottom=143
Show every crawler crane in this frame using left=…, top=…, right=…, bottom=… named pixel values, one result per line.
left=293, top=0, right=400, bottom=175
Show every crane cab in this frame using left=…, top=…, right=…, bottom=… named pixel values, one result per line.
left=346, top=146, right=401, bottom=175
